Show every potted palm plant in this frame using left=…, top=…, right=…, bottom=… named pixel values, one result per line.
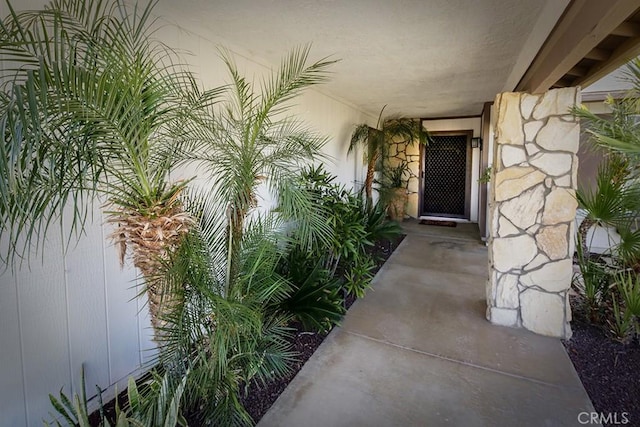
left=348, top=107, right=430, bottom=208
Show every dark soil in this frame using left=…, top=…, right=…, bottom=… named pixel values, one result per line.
left=563, top=320, right=640, bottom=426
left=240, top=234, right=405, bottom=423
left=239, top=321, right=328, bottom=422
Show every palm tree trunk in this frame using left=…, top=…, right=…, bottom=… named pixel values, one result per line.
left=226, top=206, right=246, bottom=295
left=225, top=186, right=257, bottom=294
left=364, top=153, right=378, bottom=207
left=578, top=217, right=596, bottom=260
left=110, top=207, right=193, bottom=341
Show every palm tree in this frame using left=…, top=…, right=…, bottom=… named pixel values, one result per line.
left=181, top=46, right=336, bottom=292
left=575, top=155, right=640, bottom=260
left=349, top=106, right=430, bottom=207
left=0, top=0, right=221, bottom=335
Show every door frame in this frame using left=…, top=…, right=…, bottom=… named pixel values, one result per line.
left=419, top=130, right=473, bottom=219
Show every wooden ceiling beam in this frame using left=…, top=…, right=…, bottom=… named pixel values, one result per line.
left=574, top=35, right=640, bottom=88
left=515, top=0, right=640, bottom=93
left=611, top=21, right=640, bottom=38
left=584, top=48, right=611, bottom=61
left=566, top=66, right=587, bottom=77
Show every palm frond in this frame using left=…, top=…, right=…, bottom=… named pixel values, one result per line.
left=576, top=157, right=640, bottom=228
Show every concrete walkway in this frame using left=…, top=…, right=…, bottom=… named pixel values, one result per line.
left=258, top=221, right=596, bottom=427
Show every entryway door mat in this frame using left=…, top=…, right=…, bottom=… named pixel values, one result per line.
left=419, top=219, right=457, bottom=227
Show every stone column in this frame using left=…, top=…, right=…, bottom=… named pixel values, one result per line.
left=487, top=87, right=579, bottom=339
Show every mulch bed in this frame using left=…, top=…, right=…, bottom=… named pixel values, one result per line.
left=563, top=320, right=640, bottom=426
left=240, top=234, right=405, bottom=423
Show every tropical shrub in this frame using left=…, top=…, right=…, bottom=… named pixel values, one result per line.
left=608, top=293, right=634, bottom=343
left=361, top=199, right=403, bottom=244
left=286, top=164, right=401, bottom=302
left=273, top=164, right=402, bottom=332
left=608, top=272, right=640, bottom=343
left=381, top=161, right=410, bottom=189
left=47, top=228, right=289, bottom=426
left=618, top=271, right=640, bottom=318
left=3, top=5, right=339, bottom=424
left=147, top=44, right=343, bottom=413
left=343, top=252, right=376, bottom=299
left=276, top=248, right=345, bottom=333
left=179, top=45, right=335, bottom=278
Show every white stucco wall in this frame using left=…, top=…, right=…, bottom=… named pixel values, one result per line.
left=421, top=117, right=483, bottom=222
left=0, top=4, right=373, bottom=426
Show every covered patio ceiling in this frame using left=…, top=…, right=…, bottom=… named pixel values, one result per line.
left=155, top=0, right=640, bottom=119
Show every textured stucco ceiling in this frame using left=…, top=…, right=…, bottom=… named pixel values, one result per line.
left=154, top=0, right=569, bottom=118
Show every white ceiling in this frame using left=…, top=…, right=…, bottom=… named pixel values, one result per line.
left=155, top=0, right=570, bottom=119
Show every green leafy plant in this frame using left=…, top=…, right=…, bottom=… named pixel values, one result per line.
left=296, top=165, right=400, bottom=295
left=276, top=249, right=345, bottom=333
left=571, top=58, right=640, bottom=341
left=46, top=368, right=187, bottom=427
left=572, top=58, right=640, bottom=157
left=573, top=240, right=612, bottom=322
left=380, top=162, right=410, bottom=189
left=375, top=161, right=411, bottom=220
left=478, top=166, right=492, bottom=184
left=343, top=253, right=376, bottom=299
left=297, top=165, right=370, bottom=275
left=47, top=368, right=98, bottom=427
left=4, top=1, right=338, bottom=424
left=617, top=271, right=640, bottom=318
left=614, top=271, right=640, bottom=342
left=329, top=195, right=372, bottom=270
left=608, top=293, right=634, bottom=344
left=361, top=200, right=403, bottom=244
left=572, top=59, right=640, bottom=269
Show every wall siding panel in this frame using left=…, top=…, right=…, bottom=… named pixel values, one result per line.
left=16, top=232, right=70, bottom=426
left=0, top=268, right=27, bottom=427
left=64, top=205, right=110, bottom=397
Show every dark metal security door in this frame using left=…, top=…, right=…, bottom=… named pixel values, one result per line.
left=421, top=131, right=472, bottom=218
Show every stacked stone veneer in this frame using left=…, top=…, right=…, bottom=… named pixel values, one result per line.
left=487, top=87, right=579, bottom=339
left=386, top=137, right=421, bottom=218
